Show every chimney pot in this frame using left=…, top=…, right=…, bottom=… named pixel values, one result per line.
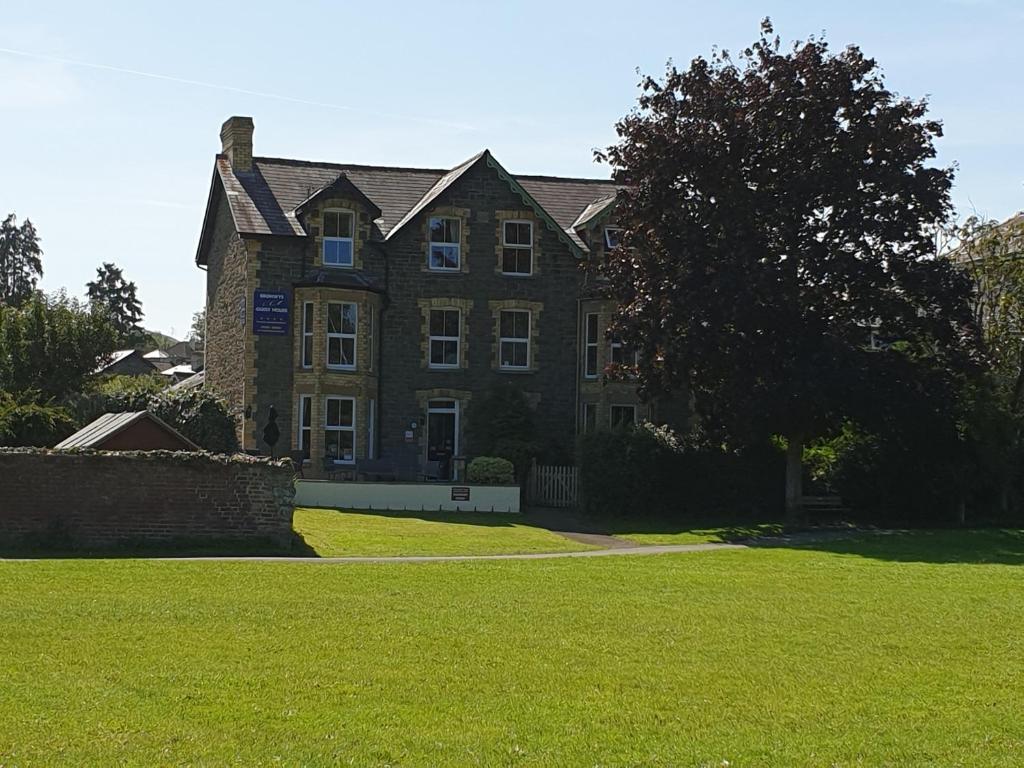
left=220, top=116, right=254, bottom=172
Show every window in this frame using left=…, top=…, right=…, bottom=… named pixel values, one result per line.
left=428, top=216, right=460, bottom=270
left=324, top=396, right=355, bottom=463
left=301, top=302, right=314, bottom=368
left=364, top=305, right=372, bottom=370
left=604, top=226, right=622, bottom=250
left=610, top=404, right=637, bottom=430
left=502, top=220, right=533, bottom=275
left=429, top=309, right=461, bottom=368
left=582, top=402, right=597, bottom=434
left=584, top=313, right=599, bottom=378
left=323, top=210, right=354, bottom=267
left=609, top=333, right=638, bottom=368
left=327, top=301, right=357, bottom=369
left=368, top=399, right=376, bottom=460
left=499, top=310, right=530, bottom=369
left=297, top=395, right=312, bottom=461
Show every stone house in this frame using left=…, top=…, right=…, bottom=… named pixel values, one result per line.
left=195, top=116, right=666, bottom=477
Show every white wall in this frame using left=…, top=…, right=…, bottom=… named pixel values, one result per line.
left=294, top=481, right=521, bottom=513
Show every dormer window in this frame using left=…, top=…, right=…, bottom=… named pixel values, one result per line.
left=604, top=226, right=622, bottom=250
left=323, top=210, right=354, bottom=267
left=428, top=217, right=461, bottom=270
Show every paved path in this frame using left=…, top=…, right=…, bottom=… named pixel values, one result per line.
left=164, top=541, right=747, bottom=563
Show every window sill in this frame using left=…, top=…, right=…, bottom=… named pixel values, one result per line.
left=498, top=367, right=535, bottom=374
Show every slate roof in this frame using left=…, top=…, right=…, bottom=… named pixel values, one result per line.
left=55, top=411, right=199, bottom=450
left=201, top=150, right=620, bottom=263
left=95, top=349, right=148, bottom=374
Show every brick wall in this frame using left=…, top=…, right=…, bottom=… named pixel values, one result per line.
left=0, top=449, right=295, bottom=548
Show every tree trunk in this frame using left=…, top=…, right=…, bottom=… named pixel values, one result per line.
left=784, top=434, right=804, bottom=527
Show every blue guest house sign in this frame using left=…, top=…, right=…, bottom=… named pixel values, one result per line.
left=252, top=290, right=289, bottom=335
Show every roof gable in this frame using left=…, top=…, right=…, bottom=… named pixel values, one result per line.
left=55, top=411, right=199, bottom=451
left=294, top=173, right=383, bottom=221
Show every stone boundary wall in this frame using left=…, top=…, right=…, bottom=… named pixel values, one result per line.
left=0, top=449, right=295, bottom=547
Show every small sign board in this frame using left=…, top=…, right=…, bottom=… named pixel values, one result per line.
left=252, top=290, right=289, bottom=335
left=451, top=487, right=471, bottom=502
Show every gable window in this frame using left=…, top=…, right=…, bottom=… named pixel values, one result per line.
left=297, top=395, right=312, bottom=461
left=609, top=333, right=638, bottom=368
left=584, top=313, right=599, bottom=378
left=604, top=227, right=622, bottom=250
left=499, top=310, right=530, bottom=370
left=327, top=301, right=357, bottom=370
left=428, top=217, right=461, bottom=270
left=324, top=396, right=355, bottom=463
left=610, top=404, right=637, bottom=430
left=301, top=302, right=314, bottom=368
left=429, top=309, right=461, bottom=368
left=323, top=210, right=354, bottom=267
left=502, top=220, right=533, bottom=275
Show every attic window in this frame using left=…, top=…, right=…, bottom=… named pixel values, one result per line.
left=502, top=221, right=533, bottom=275
left=604, top=227, right=622, bottom=250
left=428, top=217, right=461, bottom=270
left=323, top=209, right=354, bottom=267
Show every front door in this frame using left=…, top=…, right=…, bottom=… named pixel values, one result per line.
left=427, top=399, right=457, bottom=480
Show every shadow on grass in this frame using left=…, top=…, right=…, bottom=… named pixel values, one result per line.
left=759, top=528, right=1024, bottom=566
left=304, top=506, right=524, bottom=529
left=0, top=531, right=318, bottom=560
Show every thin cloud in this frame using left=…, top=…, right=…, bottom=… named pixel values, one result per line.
left=0, top=47, right=477, bottom=132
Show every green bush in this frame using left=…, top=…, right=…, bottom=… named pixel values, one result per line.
left=0, top=392, right=77, bottom=447
left=577, top=423, right=784, bottom=520
left=466, top=384, right=541, bottom=478
left=466, top=456, right=515, bottom=485
left=67, top=378, right=238, bottom=454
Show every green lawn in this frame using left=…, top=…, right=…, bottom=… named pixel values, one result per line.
left=1, top=530, right=1023, bottom=765
left=293, top=506, right=596, bottom=556
left=615, top=520, right=785, bottom=545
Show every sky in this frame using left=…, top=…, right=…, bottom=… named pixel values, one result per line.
left=1, top=0, right=1022, bottom=338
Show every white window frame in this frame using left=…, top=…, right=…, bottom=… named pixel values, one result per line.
left=604, top=226, right=623, bottom=250
left=428, top=216, right=461, bottom=271
left=609, top=404, right=637, bottom=430
left=301, top=301, right=314, bottom=369
left=501, top=220, right=533, bottom=276
left=297, top=394, right=312, bottom=462
left=609, top=334, right=639, bottom=368
left=322, top=209, right=355, bottom=268
left=584, top=313, right=599, bottom=378
left=368, top=398, right=376, bottom=460
left=427, top=398, right=460, bottom=461
left=499, top=309, right=531, bottom=371
left=367, top=305, right=375, bottom=372
left=326, top=301, right=357, bottom=371
left=324, top=395, right=356, bottom=464
left=582, top=402, right=597, bottom=434
left=428, top=308, right=461, bottom=369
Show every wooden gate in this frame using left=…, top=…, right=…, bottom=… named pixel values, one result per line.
left=527, top=462, right=578, bottom=508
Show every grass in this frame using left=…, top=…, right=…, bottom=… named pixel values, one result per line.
left=614, top=520, right=785, bottom=545
left=1, top=530, right=1023, bottom=765
left=293, top=506, right=596, bottom=556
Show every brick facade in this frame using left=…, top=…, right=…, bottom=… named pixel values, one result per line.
left=0, top=449, right=295, bottom=547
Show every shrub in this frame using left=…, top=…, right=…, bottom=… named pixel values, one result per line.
left=0, top=392, right=77, bottom=447
left=466, top=456, right=515, bottom=485
left=577, top=422, right=784, bottom=520
left=67, top=378, right=238, bottom=454
left=466, top=384, right=540, bottom=477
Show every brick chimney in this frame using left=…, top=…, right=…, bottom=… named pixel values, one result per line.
left=220, top=116, right=254, bottom=172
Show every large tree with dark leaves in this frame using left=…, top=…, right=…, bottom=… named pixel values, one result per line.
left=0, top=213, right=44, bottom=308
left=598, top=21, right=980, bottom=520
left=86, top=262, right=146, bottom=347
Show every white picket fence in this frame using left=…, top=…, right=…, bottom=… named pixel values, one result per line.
left=527, top=462, right=578, bottom=508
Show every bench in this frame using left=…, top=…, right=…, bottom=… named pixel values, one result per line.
left=800, top=495, right=849, bottom=521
